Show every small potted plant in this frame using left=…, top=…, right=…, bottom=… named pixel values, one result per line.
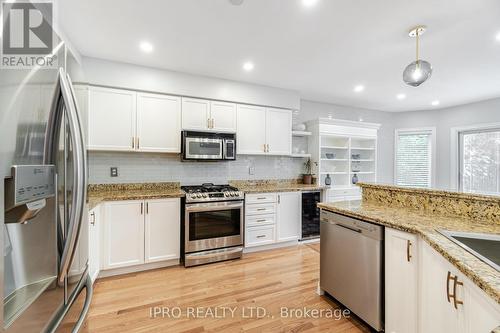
left=303, top=158, right=314, bottom=184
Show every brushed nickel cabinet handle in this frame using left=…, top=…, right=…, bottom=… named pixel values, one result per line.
left=256, top=235, right=266, bottom=238
left=90, top=212, right=95, bottom=226
left=140, top=202, right=143, bottom=215
left=278, top=195, right=280, bottom=204
left=446, top=271, right=452, bottom=303
left=132, top=137, right=135, bottom=149
left=256, top=208, right=266, bottom=211
left=256, top=219, right=267, bottom=222
left=207, top=118, right=210, bottom=128
left=257, top=197, right=266, bottom=200
left=452, top=277, right=464, bottom=309
left=406, top=240, right=412, bottom=262
left=137, top=137, right=140, bottom=149
left=146, top=202, right=149, bottom=214
left=211, top=118, right=214, bottom=129
left=267, top=144, right=270, bottom=152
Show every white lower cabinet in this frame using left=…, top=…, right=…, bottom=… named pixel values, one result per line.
left=102, top=198, right=180, bottom=271
left=88, top=205, right=101, bottom=283
left=245, top=192, right=301, bottom=248
left=276, top=192, right=301, bottom=242
left=419, top=240, right=500, bottom=333
left=384, top=230, right=500, bottom=333
left=144, top=199, right=180, bottom=263
left=385, top=228, right=418, bottom=333
left=103, top=200, right=145, bottom=269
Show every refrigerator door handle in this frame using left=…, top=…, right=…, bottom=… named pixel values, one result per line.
left=57, top=68, right=87, bottom=284
left=71, top=274, right=93, bottom=332
left=46, top=273, right=93, bottom=333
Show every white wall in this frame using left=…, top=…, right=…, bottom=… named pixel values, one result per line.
left=81, top=57, right=300, bottom=110
left=297, top=100, right=396, bottom=184
left=393, top=97, right=500, bottom=190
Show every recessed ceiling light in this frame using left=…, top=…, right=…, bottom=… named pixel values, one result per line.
left=396, top=93, right=406, bottom=100
left=496, top=31, right=500, bottom=41
left=302, top=0, right=319, bottom=7
left=229, top=0, right=244, bottom=5
left=431, top=100, right=440, bottom=106
left=243, top=62, right=254, bottom=72
left=139, top=41, right=153, bottom=53
left=353, top=85, right=365, bottom=93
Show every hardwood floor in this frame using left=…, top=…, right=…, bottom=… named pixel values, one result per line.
left=77, top=244, right=370, bottom=332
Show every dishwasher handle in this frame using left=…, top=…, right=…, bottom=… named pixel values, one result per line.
left=336, top=223, right=363, bottom=234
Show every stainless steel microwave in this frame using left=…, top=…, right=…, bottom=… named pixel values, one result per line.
left=181, top=131, right=236, bottom=161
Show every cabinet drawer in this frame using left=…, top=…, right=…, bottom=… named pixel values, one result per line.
left=245, top=193, right=277, bottom=204
left=246, top=214, right=275, bottom=227
left=328, top=188, right=361, bottom=197
left=246, top=226, right=275, bottom=247
left=245, top=203, right=276, bottom=216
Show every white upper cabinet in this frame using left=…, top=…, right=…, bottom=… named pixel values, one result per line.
left=144, top=198, right=180, bottom=263
left=137, top=93, right=181, bottom=153
left=181, top=98, right=237, bottom=132
left=266, top=108, right=292, bottom=155
left=276, top=192, right=301, bottom=242
left=237, top=105, right=292, bottom=156
left=88, top=87, right=136, bottom=151
left=181, top=97, right=210, bottom=131
left=237, top=104, right=267, bottom=154
left=385, top=228, right=418, bottom=333
left=210, top=101, right=236, bottom=132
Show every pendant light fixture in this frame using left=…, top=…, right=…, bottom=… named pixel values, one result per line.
left=403, top=25, right=432, bottom=87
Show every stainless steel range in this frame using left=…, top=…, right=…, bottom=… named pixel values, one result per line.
left=181, top=184, right=244, bottom=267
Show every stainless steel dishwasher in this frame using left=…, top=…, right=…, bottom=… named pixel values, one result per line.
left=320, top=210, right=384, bottom=332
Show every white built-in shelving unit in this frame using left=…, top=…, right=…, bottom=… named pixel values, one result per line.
left=306, top=118, right=380, bottom=202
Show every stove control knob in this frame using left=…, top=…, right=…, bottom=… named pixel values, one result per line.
left=196, top=193, right=203, bottom=198
left=202, top=193, right=208, bottom=198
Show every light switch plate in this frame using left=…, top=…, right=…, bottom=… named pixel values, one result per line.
left=110, top=167, right=118, bottom=177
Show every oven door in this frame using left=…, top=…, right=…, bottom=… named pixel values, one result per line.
left=184, top=137, right=223, bottom=160
left=185, top=201, right=243, bottom=253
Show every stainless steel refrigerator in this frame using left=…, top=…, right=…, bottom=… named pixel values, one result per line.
left=0, top=41, right=92, bottom=332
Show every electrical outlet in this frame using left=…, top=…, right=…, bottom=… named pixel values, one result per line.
left=248, top=166, right=255, bottom=175
left=110, top=167, right=118, bottom=177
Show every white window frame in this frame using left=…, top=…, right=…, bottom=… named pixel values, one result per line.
left=450, top=122, right=500, bottom=192
left=394, top=127, right=436, bottom=188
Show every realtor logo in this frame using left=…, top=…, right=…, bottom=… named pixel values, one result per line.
left=1, top=0, right=57, bottom=68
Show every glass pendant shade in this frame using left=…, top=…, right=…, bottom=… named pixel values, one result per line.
left=403, top=60, right=432, bottom=87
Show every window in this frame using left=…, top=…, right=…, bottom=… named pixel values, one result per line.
left=459, top=128, right=500, bottom=195
left=395, top=128, right=435, bottom=188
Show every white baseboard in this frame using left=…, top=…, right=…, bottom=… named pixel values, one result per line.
left=243, top=240, right=299, bottom=253
left=98, top=259, right=180, bottom=278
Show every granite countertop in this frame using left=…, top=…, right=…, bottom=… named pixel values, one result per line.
left=318, top=200, right=500, bottom=304
left=87, top=180, right=326, bottom=209
left=230, top=179, right=327, bottom=194
left=87, top=182, right=184, bottom=210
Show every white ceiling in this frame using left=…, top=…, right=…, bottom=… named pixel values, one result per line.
left=59, top=0, right=500, bottom=112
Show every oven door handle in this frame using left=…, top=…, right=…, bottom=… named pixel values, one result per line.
left=185, top=202, right=243, bottom=213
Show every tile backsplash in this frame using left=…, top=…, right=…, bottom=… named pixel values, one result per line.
left=89, top=152, right=305, bottom=185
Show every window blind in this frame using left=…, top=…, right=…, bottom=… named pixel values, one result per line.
left=460, top=129, right=500, bottom=195
left=396, top=131, right=433, bottom=188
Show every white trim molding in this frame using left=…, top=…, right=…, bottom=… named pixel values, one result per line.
left=394, top=127, right=436, bottom=188
left=450, top=122, right=500, bottom=191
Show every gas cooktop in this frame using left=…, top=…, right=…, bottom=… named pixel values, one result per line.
left=181, top=183, right=244, bottom=202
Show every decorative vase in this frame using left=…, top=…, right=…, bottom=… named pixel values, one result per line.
left=303, top=174, right=312, bottom=185
left=325, top=174, right=332, bottom=186
left=352, top=173, right=359, bottom=185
